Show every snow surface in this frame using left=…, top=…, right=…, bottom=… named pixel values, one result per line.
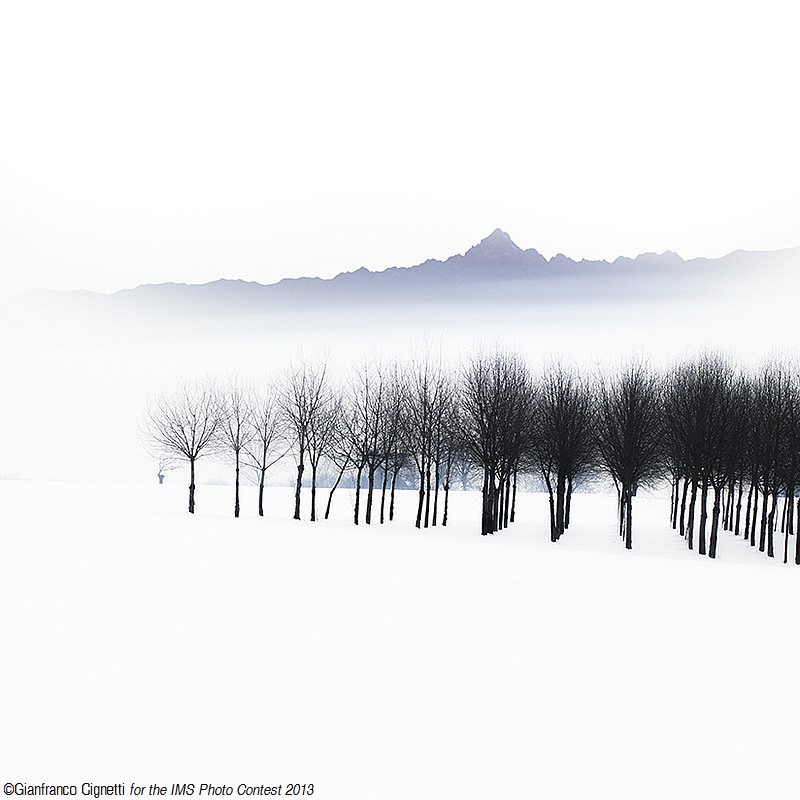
left=2, top=479, right=799, bottom=799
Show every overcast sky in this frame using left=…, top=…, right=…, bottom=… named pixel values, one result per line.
left=1, top=0, right=798, bottom=293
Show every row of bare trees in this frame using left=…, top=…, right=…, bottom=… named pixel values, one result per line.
left=142, top=377, right=286, bottom=516
left=140, top=356, right=459, bottom=527
left=141, top=352, right=800, bottom=565
left=664, top=358, right=800, bottom=564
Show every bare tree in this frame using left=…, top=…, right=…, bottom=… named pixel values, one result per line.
left=664, top=355, right=744, bottom=557
left=244, top=382, right=288, bottom=517
left=377, top=370, right=406, bottom=524
left=401, top=354, right=450, bottom=529
left=218, top=377, right=257, bottom=518
left=749, top=363, right=789, bottom=558
left=340, top=363, right=380, bottom=525
left=155, top=452, right=179, bottom=484
left=323, top=409, right=355, bottom=520
left=305, top=388, right=340, bottom=522
left=531, top=363, right=596, bottom=542
left=595, top=362, right=664, bottom=549
left=460, top=350, right=534, bottom=536
left=141, top=380, right=221, bottom=513
left=281, top=358, right=331, bottom=521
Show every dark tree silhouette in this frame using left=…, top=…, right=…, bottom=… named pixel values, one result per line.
left=750, top=364, right=789, bottom=558
left=341, top=363, right=378, bottom=525
left=243, top=382, right=287, bottom=517
left=665, top=356, right=745, bottom=557
left=219, top=377, right=255, bottom=518
left=142, top=380, right=221, bottom=514
left=460, top=351, right=533, bottom=536
left=595, top=362, right=664, bottom=549
left=322, top=408, right=355, bottom=521
left=376, top=369, right=406, bottom=524
left=401, top=355, right=450, bottom=529
left=305, top=383, right=339, bottom=522
left=531, top=364, right=595, bottom=542
left=281, top=359, right=331, bottom=521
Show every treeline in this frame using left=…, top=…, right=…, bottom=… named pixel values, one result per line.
left=141, top=351, right=800, bottom=565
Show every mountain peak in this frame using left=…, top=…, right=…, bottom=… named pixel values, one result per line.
left=466, top=228, right=522, bottom=257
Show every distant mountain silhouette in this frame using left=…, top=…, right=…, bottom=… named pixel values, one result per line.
left=30, top=229, right=800, bottom=321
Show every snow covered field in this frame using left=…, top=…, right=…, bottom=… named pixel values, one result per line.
left=2, top=479, right=798, bottom=799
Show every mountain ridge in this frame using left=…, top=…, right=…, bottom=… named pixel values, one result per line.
left=27, top=231, right=800, bottom=320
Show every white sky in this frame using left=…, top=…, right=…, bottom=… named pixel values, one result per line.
left=1, top=0, right=799, bottom=293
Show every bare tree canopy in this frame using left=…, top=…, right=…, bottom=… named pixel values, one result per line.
left=141, top=380, right=221, bottom=513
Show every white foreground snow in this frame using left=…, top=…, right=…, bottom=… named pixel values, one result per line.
left=1, top=480, right=799, bottom=799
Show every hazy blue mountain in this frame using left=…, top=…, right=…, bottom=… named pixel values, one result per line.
left=28, top=229, right=800, bottom=322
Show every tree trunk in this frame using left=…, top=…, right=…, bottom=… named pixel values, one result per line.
left=234, top=453, right=240, bottom=518
left=782, top=493, right=790, bottom=534
left=310, top=462, right=318, bottom=522
left=686, top=479, right=698, bottom=550
left=496, top=477, right=504, bottom=531
left=709, top=484, right=721, bottom=559
left=442, top=481, right=450, bottom=527
left=679, top=478, right=689, bottom=537
left=415, top=461, right=425, bottom=529
left=544, top=472, right=556, bottom=542
left=721, top=484, right=730, bottom=530
left=354, top=465, right=363, bottom=525
left=432, top=462, right=440, bottom=526
left=424, top=460, right=432, bottom=528
left=759, top=484, right=769, bottom=552
left=671, top=476, right=680, bottom=529
left=625, top=490, right=633, bottom=550
left=784, top=502, right=790, bottom=565
left=389, top=468, right=399, bottom=522
left=795, top=497, right=800, bottom=565
left=510, top=469, right=518, bottom=524
left=669, top=476, right=676, bottom=526
left=293, top=459, right=304, bottom=521
left=503, top=473, right=511, bottom=529
left=379, top=466, right=389, bottom=525
left=750, top=483, right=759, bottom=547
left=743, top=482, right=753, bottom=539
left=734, top=479, right=743, bottom=536
left=188, top=458, right=196, bottom=514
left=729, top=484, right=735, bottom=529
left=698, top=477, right=708, bottom=556
left=258, top=469, right=266, bottom=517
left=565, top=476, right=573, bottom=530
left=767, top=489, right=777, bottom=558
left=324, top=461, right=347, bottom=520
left=365, top=464, right=375, bottom=525
left=555, top=472, right=566, bottom=541
left=491, top=475, right=500, bottom=533
left=481, top=467, right=491, bottom=536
